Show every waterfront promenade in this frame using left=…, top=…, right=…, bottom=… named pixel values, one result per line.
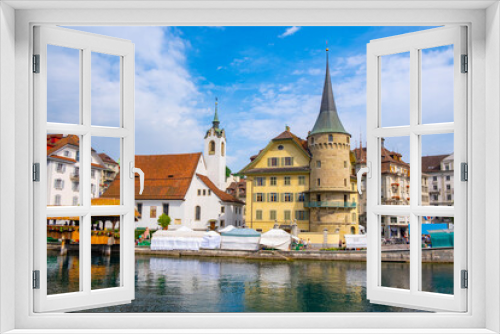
left=135, top=247, right=454, bottom=263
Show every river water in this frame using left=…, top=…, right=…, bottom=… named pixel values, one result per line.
left=47, top=251, right=454, bottom=312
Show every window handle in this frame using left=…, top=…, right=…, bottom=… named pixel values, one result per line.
left=357, top=162, right=371, bottom=195
left=129, top=162, right=145, bottom=195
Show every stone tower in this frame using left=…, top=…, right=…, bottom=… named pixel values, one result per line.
left=308, top=50, right=353, bottom=234
left=204, top=98, right=227, bottom=190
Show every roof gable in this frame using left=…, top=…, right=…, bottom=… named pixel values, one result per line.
left=102, top=153, right=202, bottom=200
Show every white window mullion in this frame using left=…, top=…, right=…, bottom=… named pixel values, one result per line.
left=409, top=47, right=420, bottom=295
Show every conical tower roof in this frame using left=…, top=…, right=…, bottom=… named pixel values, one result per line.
left=213, top=97, right=220, bottom=129
left=310, top=52, right=349, bottom=136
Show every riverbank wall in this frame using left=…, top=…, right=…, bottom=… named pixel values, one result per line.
left=135, top=247, right=454, bottom=263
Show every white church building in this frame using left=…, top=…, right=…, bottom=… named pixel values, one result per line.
left=102, top=100, right=245, bottom=231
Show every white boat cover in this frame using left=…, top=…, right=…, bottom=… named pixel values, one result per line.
left=344, top=234, right=367, bottom=249
left=260, top=229, right=291, bottom=251
left=151, top=228, right=207, bottom=251
left=221, top=228, right=261, bottom=251
left=200, top=231, right=221, bottom=249
left=218, top=225, right=235, bottom=233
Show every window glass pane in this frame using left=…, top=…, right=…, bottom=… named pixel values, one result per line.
left=91, top=137, right=121, bottom=204
left=381, top=215, right=410, bottom=290
left=47, top=45, right=80, bottom=124
left=91, top=52, right=121, bottom=127
left=46, top=133, right=81, bottom=207
left=421, top=133, right=454, bottom=206
left=381, top=52, right=410, bottom=127
left=380, top=137, right=410, bottom=206
left=47, top=216, right=81, bottom=295
left=421, top=45, right=454, bottom=124
left=91, top=215, right=121, bottom=290
left=420, top=216, right=454, bottom=294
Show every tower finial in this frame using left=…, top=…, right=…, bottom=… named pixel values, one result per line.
left=213, top=97, right=220, bottom=129
left=326, top=40, right=329, bottom=52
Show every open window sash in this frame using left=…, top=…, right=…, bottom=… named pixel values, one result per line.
left=33, top=26, right=135, bottom=312
left=366, top=26, right=467, bottom=312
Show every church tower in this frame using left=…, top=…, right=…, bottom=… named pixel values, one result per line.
left=204, top=98, right=227, bottom=190
left=308, top=49, right=356, bottom=236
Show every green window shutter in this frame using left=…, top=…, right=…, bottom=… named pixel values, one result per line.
left=291, top=157, right=294, bottom=166
left=295, top=211, right=298, bottom=220
left=268, top=158, right=271, bottom=167
left=305, top=211, right=309, bottom=220
left=281, top=157, right=285, bottom=166
left=263, top=177, right=266, bottom=186
left=290, top=193, right=294, bottom=202
left=280, top=193, right=284, bottom=202
left=267, top=193, right=270, bottom=202
left=253, top=193, right=256, bottom=202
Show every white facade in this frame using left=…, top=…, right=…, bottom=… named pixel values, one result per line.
left=204, top=128, right=226, bottom=191
left=135, top=152, right=244, bottom=231
left=427, top=154, right=455, bottom=206
left=46, top=144, right=104, bottom=206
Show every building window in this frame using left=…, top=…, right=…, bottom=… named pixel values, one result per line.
left=344, top=161, right=348, bottom=168
left=351, top=226, right=356, bottom=234
left=75, top=151, right=80, bottom=162
left=297, top=193, right=305, bottom=202
left=283, top=193, right=293, bottom=202
left=56, top=163, right=64, bottom=173
left=328, top=134, right=333, bottom=142
left=198, top=189, right=201, bottom=196
left=203, top=189, right=206, bottom=196
left=317, top=178, right=321, bottom=186
left=316, top=160, right=321, bottom=168
left=255, top=177, right=265, bottom=186
left=270, top=210, right=277, bottom=220
left=221, top=206, right=225, bottom=213
left=283, top=157, right=293, bottom=166
left=434, top=185, right=438, bottom=190
left=446, top=184, right=451, bottom=190
left=163, top=203, right=169, bottom=215
left=268, top=157, right=279, bottom=167
left=277, top=145, right=284, bottom=150
left=220, top=220, right=225, bottom=227
left=256, top=210, right=262, bottom=220
left=208, top=190, right=211, bottom=195
left=298, top=176, right=305, bottom=185
left=221, top=141, right=225, bottom=156
left=310, top=137, right=314, bottom=144
left=433, top=176, right=438, bottom=181
left=74, top=167, right=79, bottom=176
left=72, top=196, right=78, bottom=206
left=54, top=195, right=61, bottom=206
left=352, top=213, right=356, bottom=222
left=433, top=195, right=439, bottom=200
left=91, top=184, right=96, bottom=196
left=284, top=210, right=291, bottom=221
left=295, top=210, right=308, bottom=220
left=284, top=176, right=291, bottom=185
left=447, top=195, right=452, bottom=201
left=269, top=193, right=278, bottom=202
left=344, top=179, right=347, bottom=186
left=445, top=164, right=450, bottom=170
left=54, top=179, right=64, bottom=189
left=255, top=193, right=264, bottom=202
left=64, top=150, right=70, bottom=157
left=195, top=206, right=201, bottom=220
left=209, top=140, right=215, bottom=155
left=316, top=194, right=321, bottom=202
left=72, top=181, right=79, bottom=192
left=270, top=176, right=277, bottom=186
left=137, top=203, right=143, bottom=215
left=446, top=175, right=451, bottom=181
left=150, top=206, right=157, bottom=218
left=91, top=170, right=95, bottom=179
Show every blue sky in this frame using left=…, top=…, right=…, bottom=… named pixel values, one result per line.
left=50, top=26, right=454, bottom=172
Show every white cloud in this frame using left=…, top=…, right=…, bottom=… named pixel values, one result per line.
left=279, top=26, right=301, bottom=38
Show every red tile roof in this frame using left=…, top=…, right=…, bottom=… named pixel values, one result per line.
left=272, top=130, right=310, bottom=155
left=102, top=153, right=202, bottom=200
left=99, top=153, right=118, bottom=165
left=196, top=174, right=244, bottom=204
left=422, top=155, right=449, bottom=173
left=47, top=134, right=79, bottom=155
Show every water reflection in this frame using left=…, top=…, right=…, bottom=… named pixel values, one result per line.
left=46, top=253, right=454, bottom=313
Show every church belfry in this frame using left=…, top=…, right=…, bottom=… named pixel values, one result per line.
left=204, top=98, right=227, bottom=190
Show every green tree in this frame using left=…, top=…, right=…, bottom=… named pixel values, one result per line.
left=226, top=166, right=232, bottom=178
left=157, top=213, right=171, bottom=230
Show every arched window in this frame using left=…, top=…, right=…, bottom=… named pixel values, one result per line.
left=221, top=141, right=225, bottom=156
left=209, top=141, right=215, bottom=155
left=351, top=226, right=356, bottom=234
left=195, top=206, right=201, bottom=221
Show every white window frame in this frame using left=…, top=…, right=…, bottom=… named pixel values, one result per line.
left=0, top=2, right=498, bottom=334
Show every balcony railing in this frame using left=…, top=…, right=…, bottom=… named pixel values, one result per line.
left=70, top=173, right=79, bottom=181
left=304, top=201, right=357, bottom=208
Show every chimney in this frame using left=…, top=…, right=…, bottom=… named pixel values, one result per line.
left=285, top=125, right=290, bottom=132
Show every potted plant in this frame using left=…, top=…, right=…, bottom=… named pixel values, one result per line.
left=157, top=213, right=171, bottom=230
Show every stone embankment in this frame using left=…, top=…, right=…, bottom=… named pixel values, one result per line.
left=135, top=247, right=453, bottom=263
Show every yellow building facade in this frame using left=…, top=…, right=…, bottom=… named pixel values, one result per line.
left=240, top=51, right=359, bottom=240
left=241, top=127, right=311, bottom=232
